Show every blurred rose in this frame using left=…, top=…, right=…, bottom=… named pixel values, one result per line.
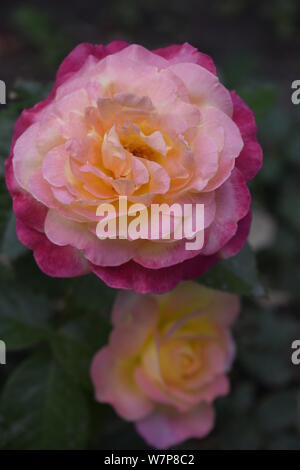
left=91, top=282, right=239, bottom=448
left=5, top=41, right=262, bottom=293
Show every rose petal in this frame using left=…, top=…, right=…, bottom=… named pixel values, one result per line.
left=136, top=403, right=215, bottom=449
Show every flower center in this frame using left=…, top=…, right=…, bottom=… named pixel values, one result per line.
left=122, top=138, right=157, bottom=160
left=159, top=339, right=203, bottom=385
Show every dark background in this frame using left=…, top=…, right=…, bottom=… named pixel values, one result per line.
left=0, top=0, right=300, bottom=450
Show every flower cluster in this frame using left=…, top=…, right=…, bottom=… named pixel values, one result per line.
left=6, top=41, right=261, bottom=448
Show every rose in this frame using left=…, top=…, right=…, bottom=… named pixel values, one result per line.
left=91, top=281, right=239, bottom=448
left=91, top=282, right=239, bottom=448
left=5, top=41, right=262, bottom=294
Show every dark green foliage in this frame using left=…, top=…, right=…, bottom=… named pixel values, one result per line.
left=0, top=1, right=300, bottom=450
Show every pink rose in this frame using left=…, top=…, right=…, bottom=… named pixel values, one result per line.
left=91, top=281, right=239, bottom=448
left=5, top=41, right=262, bottom=293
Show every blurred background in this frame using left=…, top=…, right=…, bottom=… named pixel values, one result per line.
left=0, top=0, right=300, bottom=450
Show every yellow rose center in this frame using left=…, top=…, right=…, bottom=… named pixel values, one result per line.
left=159, top=338, right=203, bottom=386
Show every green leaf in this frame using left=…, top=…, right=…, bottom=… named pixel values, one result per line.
left=259, top=152, right=283, bottom=185
left=0, top=352, right=91, bottom=449
left=1, top=212, right=27, bottom=261
left=200, top=243, right=265, bottom=297
left=255, top=311, right=298, bottom=351
left=51, top=313, right=111, bottom=390
left=286, top=133, right=300, bottom=168
left=222, top=54, right=257, bottom=90
left=13, top=79, right=51, bottom=108
left=90, top=405, right=146, bottom=450
left=13, top=253, right=69, bottom=299
left=258, top=390, right=298, bottom=433
left=0, top=287, right=52, bottom=350
left=69, top=274, right=116, bottom=314
left=239, top=348, right=293, bottom=387
left=217, top=416, right=262, bottom=450
left=0, top=178, right=11, bottom=243
left=0, top=110, right=15, bottom=175
left=260, top=107, right=291, bottom=145
left=239, top=84, right=277, bottom=119
left=11, top=6, right=71, bottom=68
left=279, top=180, right=300, bottom=233
left=226, top=382, right=256, bottom=414
left=236, top=309, right=296, bottom=387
